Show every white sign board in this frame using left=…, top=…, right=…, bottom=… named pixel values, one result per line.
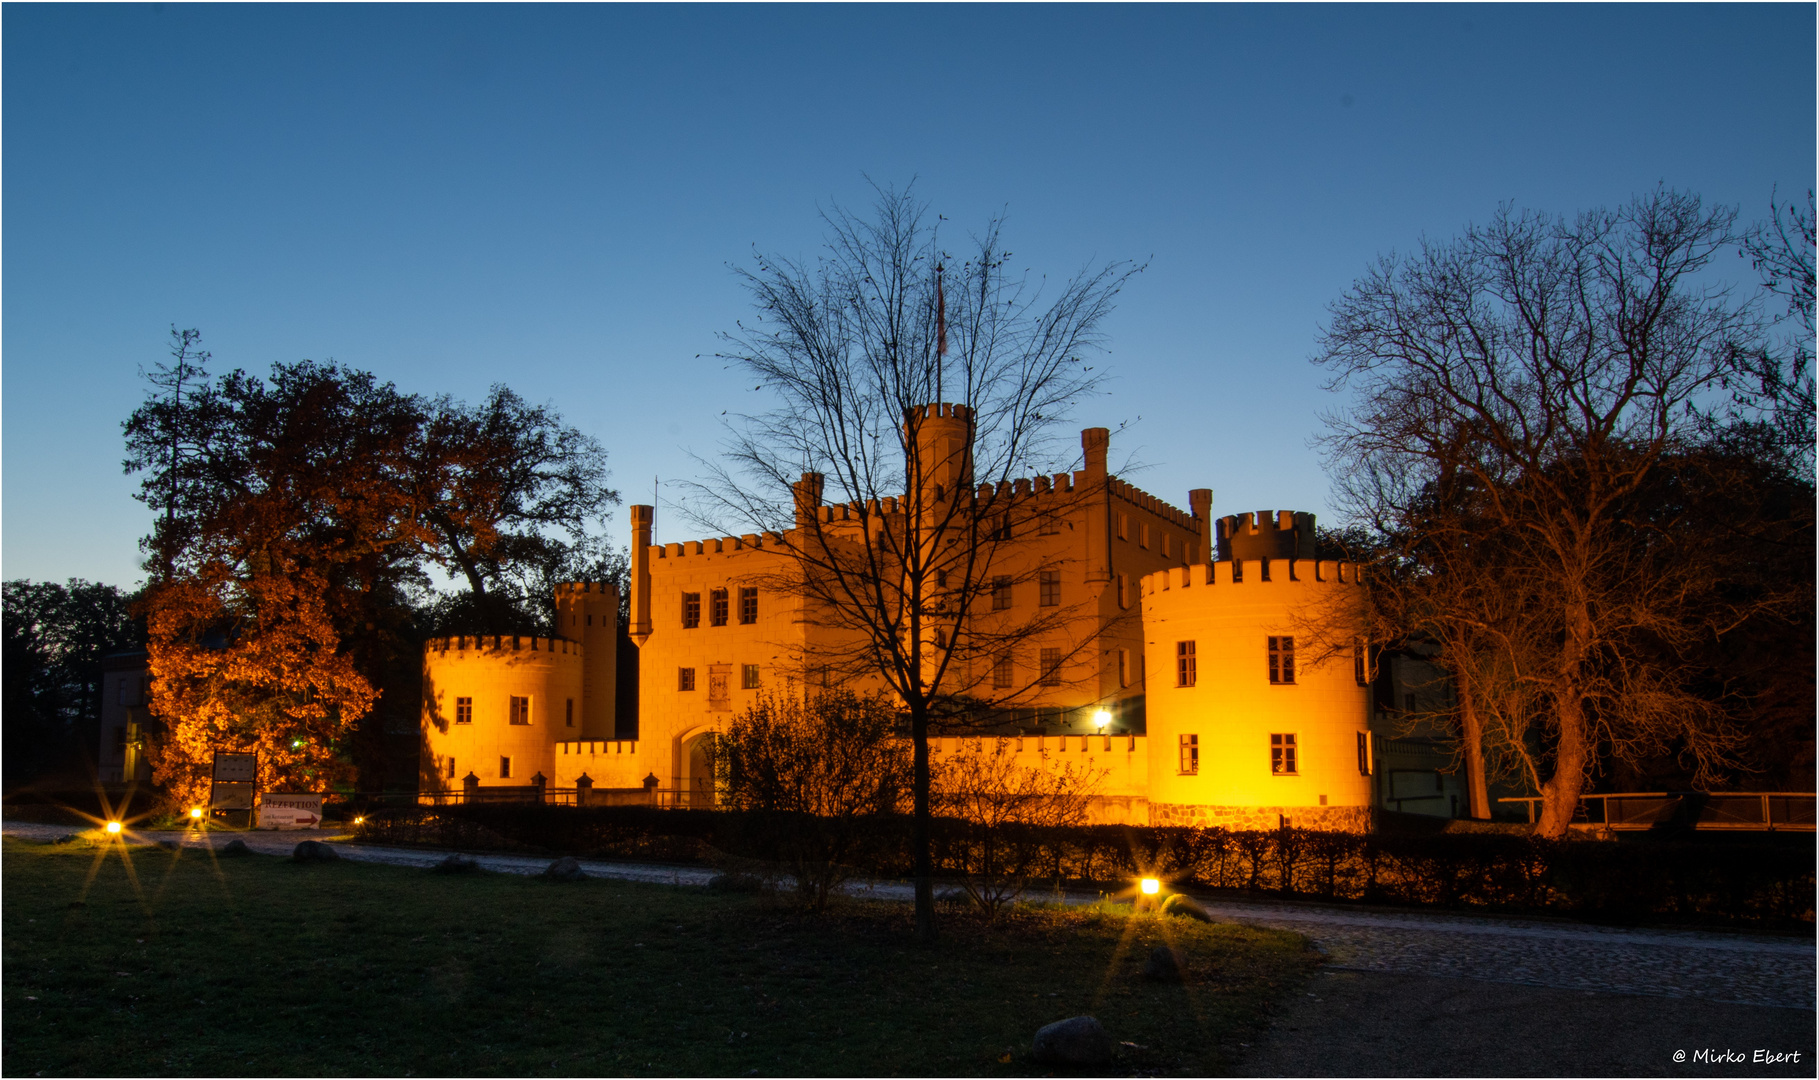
left=258, top=793, right=324, bottom=830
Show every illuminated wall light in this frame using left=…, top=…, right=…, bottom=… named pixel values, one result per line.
left=1092, top=709, right=1112, bottom=729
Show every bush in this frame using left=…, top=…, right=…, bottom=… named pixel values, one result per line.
left=352, top=804, right=1813, bottom=927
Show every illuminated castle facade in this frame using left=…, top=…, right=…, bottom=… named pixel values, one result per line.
left=421, top=407, right=1374, bottom=830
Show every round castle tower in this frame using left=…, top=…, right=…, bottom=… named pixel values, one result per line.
left=420, top=633, right=585, bottom=791
left=1141, top=510, right=1372, bottom=831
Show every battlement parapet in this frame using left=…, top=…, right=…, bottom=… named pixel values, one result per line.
left=906, top=402, right=972, bottom=422
left=557, top=739, right=639, bottom=755
left=1141, top=558, right=1362, bottom=596
left=649, top=530, right=790, bottom=566
left=555, top=581, right=618, bottom=598
left=1216, top=510, right=1316, bottom=560
left=425, top=634, right=583, bottom=657
left=1108, top=477, right=1200, bottom=532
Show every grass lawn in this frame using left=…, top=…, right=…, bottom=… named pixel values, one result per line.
left=2, top=836, right=1317, bottom=1076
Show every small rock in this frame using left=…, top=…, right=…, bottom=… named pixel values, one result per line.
left=292, top=840, right=341, bottom=862
left=219, top=839, right=252, bottom=857
left=431, top=853, right=481, bottom=874
left=544, top=856, right=585, bottom=882
left=1032, top=1015, right=1114, bottom=1066
left=1141, top=945, right=1188, bottom=982
left=53, top=833, right=80, bottom=845
left=1160, top=892, right=1214, bottom=922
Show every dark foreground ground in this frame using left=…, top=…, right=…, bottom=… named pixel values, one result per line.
left=1239, top=968, right=1815, bottom=1078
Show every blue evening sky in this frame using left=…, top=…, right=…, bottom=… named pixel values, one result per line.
left=4, top=3, right=1812, bottom=590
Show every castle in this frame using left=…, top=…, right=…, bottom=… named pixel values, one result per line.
left=420, top=407, right=1377, bottom=830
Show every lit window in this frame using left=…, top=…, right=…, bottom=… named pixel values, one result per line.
left=1357, top=732, right=1371, bottom=776
left=1271, top=733, right=1298, bottom=775
left=565, top=699, right=574, bottom=728
left=710, top=588, right=729, bottom=627
left=993, top=654, right=1014, bottom=689
left=500, top=756, right=513, bottom=779
left=509, top=696, right=531, bottom=725
left=739, top=586, right=758, bottom=624
left=992, top=576, right=1013, bottom=611
left=1269, top=637, right=1296, bottom=684
left=741, top=664, right=760, bottom=690
left=1039, top=570, right=1060, bottom=607
left=1040, top=647, right=1062, bottom=687
left=455, top=697, right=473, bottom=725
left=679, top=667, right=696, bottom=691
left=682, top=592, right=701, bottom=629
left=1178, top=734, right=1199, bottom=775
left=1176, top=641, right=1197, bottom=688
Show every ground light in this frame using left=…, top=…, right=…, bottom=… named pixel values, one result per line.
left=1092, top=709, right=1112, bottom=729
left=104, top=821, right=122, bottom=835
left=1140, top=877, right=1160, bottom=895
left=189, top=807, right=204, bottom=821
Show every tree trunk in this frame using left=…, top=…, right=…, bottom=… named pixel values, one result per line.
left=910, top=701, right=937, bottom=943
left=1455, top=659, right=1492, bottom=820
left=1536, top=695, right=1590, bottom=837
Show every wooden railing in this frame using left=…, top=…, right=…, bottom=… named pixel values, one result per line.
left=1498, top=792, right=1816, bottom=832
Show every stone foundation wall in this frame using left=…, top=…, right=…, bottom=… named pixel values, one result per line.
left=1149, top=802, right=1373, bottom=833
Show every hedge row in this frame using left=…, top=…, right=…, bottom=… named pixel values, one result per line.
left=355, top=804, right=1815, bottom=927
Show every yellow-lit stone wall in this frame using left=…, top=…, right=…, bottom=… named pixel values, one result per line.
left=421, top=635, right=583, bottom=790
left=1141, top=551, right=1373, bottom=831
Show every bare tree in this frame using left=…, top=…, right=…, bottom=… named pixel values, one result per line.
left=690, top=183, right=1140, bottom=939
left=1739, top=188, right=1815, bottom=480
left=1315, top=189, right=1765, bottom=837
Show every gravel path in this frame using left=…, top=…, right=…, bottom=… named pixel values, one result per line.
left=9, top=819, right=1812, bottom=1012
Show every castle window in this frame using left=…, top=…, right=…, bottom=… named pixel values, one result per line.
left=1040, top=647, right=1062, bottom=687
left=1162, top=533, right=1172, bottom=558
left=739, top=587, right=758, bottom=624
left=936, top=569, right=948, bottom=588
left=1176, top=641, right=1197, bottom=688
left=710, top=588, right=729, bottom=627
left=1354, top=641, right=1368, bottom=686
left=445, top=758, right=456, bottom=779
left=500, top=756, right=513, bottom=780
left=1117, top=513, right=1129, bottom=541
left=682, top=592, right=701, bottom=629
left=1178, top=734, right=1199, bottom=775
left=992, top=516, right=1012, bottom=541
left=1139, top=522, right=1151, bottom=549
left=118, top=678, right=143, bottom=707
left=992, top=654, right=1014, bottom=689
left=741, top=664, right=760, bottom=690
left=1039, top=513, right=1060, bottom=536
left=992, top=576, right=1013, bottom=611
left=1039, top=570, right=1060, bottom=607
left=1268, top=637, right=1296, bottom=684
left=1118, top=648, right=1130, bottom=689
left=1117, top=573, right=1129, bottom=610
left=565, top=699, right=574, bottom=728
left=679, top=667, right=696, bottom=691
left=509, top=696, right=531, bottom=725
left=455, top=697, right=473, bottom=725
left=1271, top=733, right=1298, bottom=774
left=1357, top=731, right=1371, bottom=776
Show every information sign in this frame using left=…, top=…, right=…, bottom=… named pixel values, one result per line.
left=258, top=793, right=324, bottom=830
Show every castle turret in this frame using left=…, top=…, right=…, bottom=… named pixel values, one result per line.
left=903, top=403, right=974, bottom=504
left=556, top=581, right=619, bottom=740
left=1216, top=510, right=1317, bottom=562
left=629, top=504, right=654, bottom=645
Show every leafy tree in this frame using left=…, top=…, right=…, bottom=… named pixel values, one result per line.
left=1315, top=189, right=1772, bottom=837
left=712, top=690, right=912, bottom=910
left=2, top=579, right=144, bottom=784
left=695, top=183, right=1139, bottom=938
left=932, top=738, right=1103, bottom=918
left=124, top=353, right=620, bottom=802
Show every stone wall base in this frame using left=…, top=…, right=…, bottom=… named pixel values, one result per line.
left=1149, top=802, right=1373, bottom=833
